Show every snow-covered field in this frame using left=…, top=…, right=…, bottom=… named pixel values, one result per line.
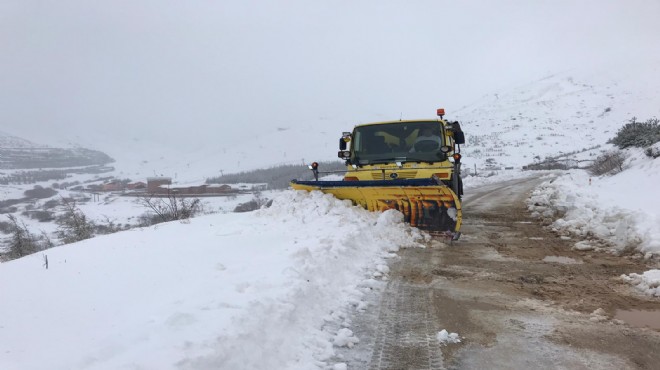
left=2, top=156, right=660, bottom=369
left=0, top=191, right=425, bottom=370
left=0, top=186, right=257, bottom=240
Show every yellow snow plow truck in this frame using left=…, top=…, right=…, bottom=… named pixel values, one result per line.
left=291, top=109, right=465, bottom=239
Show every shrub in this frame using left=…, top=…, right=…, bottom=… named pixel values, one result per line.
left=43, top=199, right=60, bottom=209
left=0, top=220, right=12, bottom=234
left=94, top=216, right=126, bottom=234
left=24, top=185, right=57, bottom=199
left=645, top=143, right=660, bottom=159
left=137, top=213, right=162, bottom=227
left=589, top=151, right=626, bottom=176
left=3, top=215, right=41, bottom=259
left=0, top=206, right=18, bottom=214
left=56, top=199, right=95, bottom=244
left=59, top=181, right=80, bottom=189
left=39, top=230, right=55, bottom=250
left=609, top=117, right=660, bottom=149
left=24, top=210, right=55, bottom=222
left=233, top=193, right=272, bottom=213
left=137, top=193, right=202, bottom=225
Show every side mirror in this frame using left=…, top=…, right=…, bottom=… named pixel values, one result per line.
left=454, top=131, right=465, bottom=145
left=339, top=138, right=346, bottom=150
left=452, top=121, right=465, bottom=144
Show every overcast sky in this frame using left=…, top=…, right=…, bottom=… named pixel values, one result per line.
left=2, top=0, right=660, bottom=146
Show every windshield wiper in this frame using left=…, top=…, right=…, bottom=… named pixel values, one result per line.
left=365, top=158, right=400, bottom=165
left=403, top=157, right=437, bottom=163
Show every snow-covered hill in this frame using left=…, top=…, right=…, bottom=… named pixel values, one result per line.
left=455, top=61, right=660, bottom=169
left=0, top=131, right=43, bottom=149
left=4, top=61, right=659, bottom=182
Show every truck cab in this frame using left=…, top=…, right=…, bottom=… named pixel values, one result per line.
left=337, top=114, right=464, bottom=197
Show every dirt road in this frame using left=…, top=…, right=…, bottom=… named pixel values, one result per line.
left=336, top=177, right=660, bottom=369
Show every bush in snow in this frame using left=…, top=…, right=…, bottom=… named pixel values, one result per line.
left=56, top=198, right=95, bottom=244
left=93, top=216, right=128, bottom=235
left=43, top=199, right=60, bottom=209
left=233, top=192, right=271, bottom=213
left=645, top=143, right=660, bottom=159
left=1, top=214, right=53, bottom=260
left=137, top=192, right=202, bottom=225
left=23, top=210, right=55, bottom=222
left=23, top=185, right=57, bottom=199
left=0, top=220, right=12, bottom=234
left=233, top=200, right=260, bottom=213
left=608, top=117, right=660, bottom=149
left=588, top=150, right=625, bottom=176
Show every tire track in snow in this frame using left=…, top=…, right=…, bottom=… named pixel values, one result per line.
left=367, top=280, right=444, bottom=370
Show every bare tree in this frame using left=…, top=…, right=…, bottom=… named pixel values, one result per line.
left=589, top=151, right=626, bottom=176
left=56, top=198, right=95, bottom=244
left=94, top=215, right=126, bottom=235
left=4, top=214, right=40, bottom=259
left=39, top=230, right=56, bottom=250
left=138, top=191, right=201, bottom=225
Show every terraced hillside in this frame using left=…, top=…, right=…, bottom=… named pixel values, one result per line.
left=0, top=132, right=115, bottom=184
left=0, top=147, right=113, bottom=170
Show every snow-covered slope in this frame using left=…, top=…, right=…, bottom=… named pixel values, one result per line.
left=3, top=61, right=659, bottom=182
left=0, top=131, right=43, bottom=148
left=455, top=61, right=660, bottom=169
left=528, top=147, right=660, bottom=256
left=0, top=191, right=425, bottom=370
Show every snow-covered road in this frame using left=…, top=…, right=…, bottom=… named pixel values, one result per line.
left=337, top=175, right=660, bottom=369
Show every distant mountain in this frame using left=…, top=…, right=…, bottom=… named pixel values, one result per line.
left=0, top=131, right=114, bottom=170
left=0, top=130, right=42, bottom=149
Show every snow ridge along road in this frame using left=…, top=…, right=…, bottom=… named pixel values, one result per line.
left=337, top=177, right=660, bottom=370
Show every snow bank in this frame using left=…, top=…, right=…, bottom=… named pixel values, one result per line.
left=0, top=190, right=425, bottom=370
left=527, top=150, right=660, bottom=256
left=621, top=270, right=660, bottom=297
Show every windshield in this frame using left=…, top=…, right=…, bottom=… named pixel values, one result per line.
left=351, top=121, right=446, bottom=165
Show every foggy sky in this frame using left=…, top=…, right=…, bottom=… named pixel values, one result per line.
left=2, top=0, right=660, bottom=146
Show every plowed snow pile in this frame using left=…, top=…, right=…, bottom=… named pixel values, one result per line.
left=527, top=148, right=660, bottom=296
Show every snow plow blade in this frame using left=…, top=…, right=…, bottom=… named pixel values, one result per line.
left=290, top=179, right=462, bottom=237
